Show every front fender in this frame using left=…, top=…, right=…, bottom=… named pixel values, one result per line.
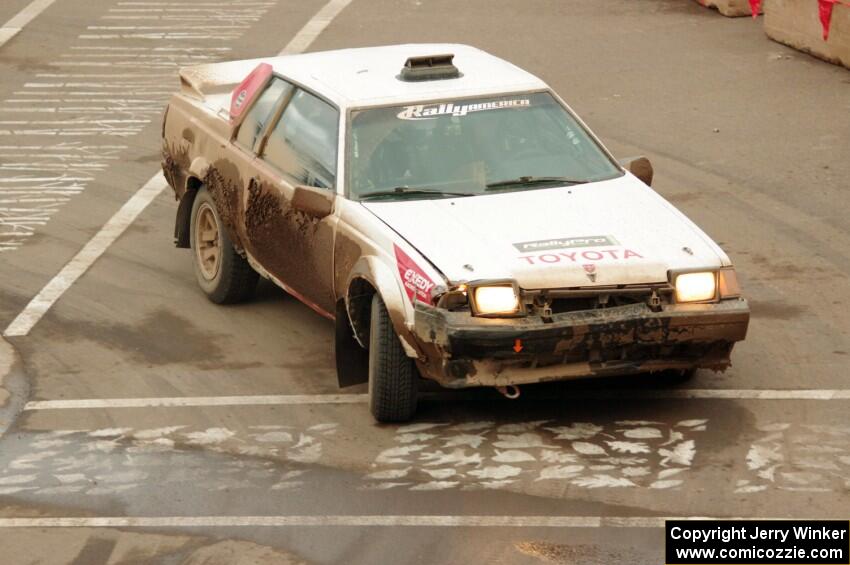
left=346, top=255, right=420, bottom=358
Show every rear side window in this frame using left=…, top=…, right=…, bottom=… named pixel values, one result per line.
left=235, top=78, right=291, bottom=151
left=262, top=89, right=339, bottom=189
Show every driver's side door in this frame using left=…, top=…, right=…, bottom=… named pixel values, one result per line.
left=242, top=86, right=340, bottom=316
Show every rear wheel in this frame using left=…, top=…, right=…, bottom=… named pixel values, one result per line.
left=368, top=294, right=418, bottom=422
left=190, top=186, right=258, bottom=304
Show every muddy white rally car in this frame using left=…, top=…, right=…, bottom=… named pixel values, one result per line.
left=161, top=44, right=749, bottom=422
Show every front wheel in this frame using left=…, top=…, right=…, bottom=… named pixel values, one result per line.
left=368, top=294, right=418, bottom=422
left=190, top=186, right=258, bottom=304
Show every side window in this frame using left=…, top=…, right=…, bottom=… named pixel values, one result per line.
left=234, top=78, right=291, bottom=151
left=262, top=89, right=339, bottom=189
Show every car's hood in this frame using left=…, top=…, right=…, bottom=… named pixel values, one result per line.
left=361, top=175, right=728, bottom=289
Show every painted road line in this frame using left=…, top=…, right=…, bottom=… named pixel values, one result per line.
left=0, top=0, right=57, bottom=48
left=567, top=389, right=850, bottom=400
left=21, top=389, right=850, bottom=410
left=278, top=0, right=354, bottom=55
left=24, top=394, right=371, bottom=410
left=2, top=0, right=354, bottom=336
left=3, top=174, right=167, bottom=337
left=1, top=5, right=275, bottom=251
left=0, top=515, right=785, bottom=529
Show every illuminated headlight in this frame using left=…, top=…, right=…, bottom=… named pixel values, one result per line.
left=470, top=283, right=522, bottom=317
left=674, top=272, right=717, bottom=303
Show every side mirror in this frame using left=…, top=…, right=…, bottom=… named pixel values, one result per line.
left=619, top=156, right=654, bottom=187
left=292, top=185, right=334, bottom=218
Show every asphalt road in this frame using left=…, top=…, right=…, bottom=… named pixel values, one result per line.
left=0, top=0, right=848, bottom=563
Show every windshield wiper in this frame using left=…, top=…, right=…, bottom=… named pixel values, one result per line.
left=359, top=186, right=471, bottom=200
left=485, top=176, right=587, bottom=191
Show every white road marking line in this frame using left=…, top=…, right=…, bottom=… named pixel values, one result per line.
left=86, top=25, right=248, bottom=29
left=76, top=33, right=244, bottom=40
left=12, top=92, right=174, bottom=97
left=25, top=394, right=370, bottom=410
left=3, top=174, right=167, bottom=337
left=0, top=0, right=57, bottom=48
left=58, top=54, right=219, bottom=59
left=0, top=130, right=139, bottom=137
left=116, top=2, right=275, bottom=6
left=3, top=0, right=351, bottom=331
left=109, top=6, right=275, bottom=12
left=21, top=389, right=850, bottom=411
left=0, top=515, right=787, bottom=529
left=24, top=82, right=180, bottom=87
left=561, top=389, right=850, bottom=400
left=279, top=0, right=354, bottom=56
left=0, top=120, right=151, bottom=125
left=36, top=73, right=174, bottom=76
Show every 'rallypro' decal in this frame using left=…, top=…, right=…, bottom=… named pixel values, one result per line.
left=397, top=99, right=530, bottom=121
left=519, top=248, right=643, bottom=265
left=394, top=244, right=436, bottom=304
left=513, top=235, right=618, bottom=253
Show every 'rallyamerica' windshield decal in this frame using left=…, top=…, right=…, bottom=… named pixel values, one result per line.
left=513, top=235, right=619, bottom=253
left=397, top=99, right=530, bottom=120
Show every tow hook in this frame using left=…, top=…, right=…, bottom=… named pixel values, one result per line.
left=648, top=290, right=663, bottom=312
left=497, top=385, right=521, bottom=399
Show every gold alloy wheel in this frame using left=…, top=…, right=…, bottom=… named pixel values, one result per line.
left=194, top=202, right=221, bottom=281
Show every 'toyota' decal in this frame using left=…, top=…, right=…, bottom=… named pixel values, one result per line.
left=519, top=248, right=644, bottom=265
left=394, top=244, right=436, bottom=304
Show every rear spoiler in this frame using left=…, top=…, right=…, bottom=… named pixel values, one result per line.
left=178, top=57, right=270, bottom=101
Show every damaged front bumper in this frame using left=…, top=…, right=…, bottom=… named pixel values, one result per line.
left=412, top=298, right=750, bottom=388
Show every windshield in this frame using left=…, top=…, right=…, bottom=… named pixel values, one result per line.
left=348, top=92, right=621, bottom=200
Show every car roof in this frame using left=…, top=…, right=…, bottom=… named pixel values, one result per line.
left=267, top=43, right=549, bottom=109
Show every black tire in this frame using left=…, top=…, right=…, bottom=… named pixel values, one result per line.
left=368, top=294, right=418, bottom=422
left=190, top=186, right=258, bottom=304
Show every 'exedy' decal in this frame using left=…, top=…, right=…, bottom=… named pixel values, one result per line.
left=394, top=244, right=436, bottom=304
left=513, top=235, right=618, bottom=253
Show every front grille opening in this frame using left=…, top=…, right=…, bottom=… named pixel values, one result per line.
left=549, top=296, right=597, bottom=314
left=548, top=293, right=649, bottom=314
left=527, top=285, right=673, bottom=317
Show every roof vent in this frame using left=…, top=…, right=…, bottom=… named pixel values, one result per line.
left=398, top=54, right=461, bottom=82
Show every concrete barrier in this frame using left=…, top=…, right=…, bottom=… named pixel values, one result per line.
left=764, top=0, right=850, bottom=69
left=695, top=0, right=759, bottom=17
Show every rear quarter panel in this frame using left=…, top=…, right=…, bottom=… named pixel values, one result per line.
left=161, top=94, right=233, bottom=199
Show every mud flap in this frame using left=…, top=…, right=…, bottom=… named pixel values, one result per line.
left=174, top=191, right=194, bottom=248
left=335, top=299, right=369, bottom=387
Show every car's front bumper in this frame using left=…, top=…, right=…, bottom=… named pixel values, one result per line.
left=411, top=298, right=750, bottom=388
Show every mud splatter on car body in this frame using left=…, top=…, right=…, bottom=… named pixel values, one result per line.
left=203, top=160, right=243, bottom=242
left=161, top=141, right=190, bottom=200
